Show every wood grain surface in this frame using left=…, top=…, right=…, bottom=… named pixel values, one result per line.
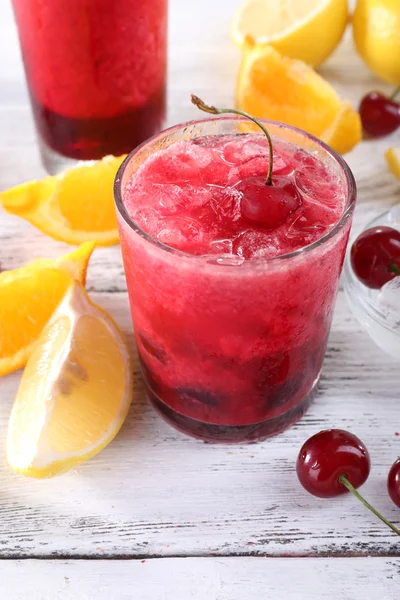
left=0, top=0, right=399, bottom=597
left=2, top=557, right=400, bottom=600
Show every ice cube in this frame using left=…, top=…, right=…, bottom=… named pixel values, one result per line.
left=222, top=137, right=268, bottom=164
left=210, top=238, right=233, bottom=254
left=237, top=152, right=289, bottom=180
left=295, top=165, right=342, bottom=206
left=156, top=216, right=205, bottom=250
left=232, top=230, right=279, bottom=260
left=131, top=208, right=165, bottom=234
left=378, top=277, right=400, bottom=328
left=209, top=186, right=242, bottom=222
left=293, top=149, right=319, bottom=168
left=146, top=141, right=215, bottom=183
left=283, top=212, right=326, bottom=249
left=184, top=184, right=212, bottom=209
left=151, top=183, right=185, bottom=214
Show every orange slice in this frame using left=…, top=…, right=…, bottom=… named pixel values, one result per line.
left=0, top=242, right=95, bottom=376
left=7, top=282, right=132, bottom=478
left=236, top=44, right=361, bottom=154
left=321, top=101, right=363, bottom=155
left=0, top=155, right=126, bottom=246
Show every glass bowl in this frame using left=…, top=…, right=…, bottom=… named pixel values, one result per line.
left=343, top=204, right=400, bottom=361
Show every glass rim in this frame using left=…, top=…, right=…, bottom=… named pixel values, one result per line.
left=114, top=116, right=357, bottom=265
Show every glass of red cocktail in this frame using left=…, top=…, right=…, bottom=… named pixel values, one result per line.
left=12, top=0, right=167, bottom=173
left=114, top=116, right=356, bottom=443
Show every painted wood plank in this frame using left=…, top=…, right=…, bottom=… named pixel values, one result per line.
left=0, top=292, right=399, bottom=558
left=2, top=557, right=400, bottom=599
left=0, top=0, right=400, bottom=565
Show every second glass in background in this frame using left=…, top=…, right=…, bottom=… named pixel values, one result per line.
left=12, top=0, right=167, bottom=173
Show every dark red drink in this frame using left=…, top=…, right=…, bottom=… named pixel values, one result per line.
left=12, top=0, right=167, bottom=170
left=115, top=118, right=356, bottom=443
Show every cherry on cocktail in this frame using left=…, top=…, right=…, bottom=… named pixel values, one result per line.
left=114, top=112, right=356, bottom=443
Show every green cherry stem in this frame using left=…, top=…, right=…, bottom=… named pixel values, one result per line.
left=338, top=475, right=400, bottom=537
left=390, top=85, right=400, bottom=101
left=191, top=94, right=274, bottom=186
left=389, top=263, right=400, bottom=276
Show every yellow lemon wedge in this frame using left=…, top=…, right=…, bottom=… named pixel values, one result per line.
left=236, top=44, right=361, bottom=154
left=7, top=282, right=133, bottom=478
left=231, top=0, right=348, bottom=67
left=385, top=147, right=400, bottom=179
left=353, top=0, right=400, bottom=85
left=0, top=242, right=95, bottom=377
left=0, top=155, right=126, bottom=246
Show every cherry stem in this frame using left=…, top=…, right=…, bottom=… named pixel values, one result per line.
left=191, top=94, right=274, bottom=186
left=338, top=475, right=400, bottom=537
left=390, top=86, right=400, bottom=101
left=389, top=263, right=400, bottom=276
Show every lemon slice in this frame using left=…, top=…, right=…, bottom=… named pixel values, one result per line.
left=0, top=242, right=95, bottom=376
left=7, top=282, right=133, bottom=478
left=231, top=0, right=348, bottom=67
left=0, top=155, right=126, bottom=246
left=385, top=147, right=400, bottom=179
left=353, top=0, right=400, bottom=85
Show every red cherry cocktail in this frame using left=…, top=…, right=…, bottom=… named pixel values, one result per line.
left=115, top=117, right=356, bottom=442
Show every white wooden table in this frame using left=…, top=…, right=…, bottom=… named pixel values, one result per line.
left=1, top=1, right=400, bottom=597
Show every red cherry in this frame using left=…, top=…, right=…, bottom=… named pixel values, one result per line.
left=296, top=429, right=370, bottom=498
left=297, top=430, right=400, bottom=536
left=238, top=175, right=301, bottom=229
left=388, top=459, right=400, bottom=508
left=359, top=92, right=400, bottom=138
left=350, top=226, right=400, bottom=289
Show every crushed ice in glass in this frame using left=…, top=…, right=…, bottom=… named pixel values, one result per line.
left=124, top=134, right=346, bottom=259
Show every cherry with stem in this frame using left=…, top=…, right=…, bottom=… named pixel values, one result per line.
left=297, top=429, right=400, bottom=537
left=191, top=94, right=301, bottom=229
left=338, top=475, right=400, bottom=537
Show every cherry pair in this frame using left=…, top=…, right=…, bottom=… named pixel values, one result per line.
left=297, top=429, right=400, bottom=536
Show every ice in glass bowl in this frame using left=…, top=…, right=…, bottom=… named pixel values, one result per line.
left=343, top=204, right=400, bottom=360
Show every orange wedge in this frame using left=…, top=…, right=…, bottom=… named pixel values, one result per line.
left=321, top=101, right=363, bottom=155
left=236, top=44, right=361, bottom=154
left=0, top=155, right=126, bottom=246
left=0, top=242, right=95, bottom=376
left=7, top=282, right=132, bottom=478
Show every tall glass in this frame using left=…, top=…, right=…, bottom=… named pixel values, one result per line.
left=115, top=118, right=356, bottom=443
left=12, top=0, right=167, bottom=173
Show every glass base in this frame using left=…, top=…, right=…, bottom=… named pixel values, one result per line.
left=39, top=140, right=89, bottom=175
left=146, top=380, right=318, bottom=444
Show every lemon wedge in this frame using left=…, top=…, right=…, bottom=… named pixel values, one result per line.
left=7, top=282, right=132, bottom=478
left=385, top=147, right=400, bottom=179
left=231, top=0, right=348, bottom=67
left=353, top=0, right=400, bottom=85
